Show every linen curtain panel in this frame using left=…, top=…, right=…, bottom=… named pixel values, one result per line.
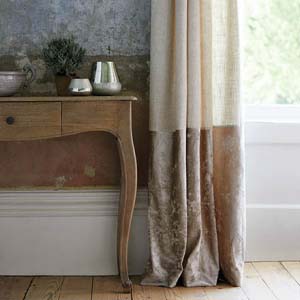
left=142, top=0, right=245, bottom=288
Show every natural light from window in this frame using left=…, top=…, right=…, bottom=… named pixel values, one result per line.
left=244, top=0, right=300, bottom=104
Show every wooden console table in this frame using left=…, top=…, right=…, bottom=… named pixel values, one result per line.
left=0, top=96, right=137, bottom=292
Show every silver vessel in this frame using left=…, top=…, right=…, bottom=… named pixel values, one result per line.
left=68, top=78, right=92, bottom=96
left=91, top=61, right=122, bottom=95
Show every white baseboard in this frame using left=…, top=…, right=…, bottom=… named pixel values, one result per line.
left=244, top=120, right=300, bottom=261
left=0, top=189, right=299, bottom=275
left=0, top=189, right=149, bottom=276
left=246, top=204, right=300, bottom=261
left=0, top=189, right=148, bottom=217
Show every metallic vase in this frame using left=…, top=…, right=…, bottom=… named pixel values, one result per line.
left=91, top=61, right=122, bottom=96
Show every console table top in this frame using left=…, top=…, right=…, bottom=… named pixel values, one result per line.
left=0, top=95, right=137, bottom=102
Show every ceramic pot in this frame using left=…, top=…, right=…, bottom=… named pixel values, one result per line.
left=55, top=75, right=73, bottom=96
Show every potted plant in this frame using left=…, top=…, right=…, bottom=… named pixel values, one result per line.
left=42, top=36, right=86, bottom=96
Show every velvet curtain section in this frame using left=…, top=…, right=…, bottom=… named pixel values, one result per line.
left=142, top=0, right=245, bottom=287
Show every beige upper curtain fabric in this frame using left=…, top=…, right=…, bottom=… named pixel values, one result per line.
left=142, top=0, right=245, bottom=288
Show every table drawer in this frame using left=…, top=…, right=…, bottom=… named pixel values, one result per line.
left=62, top=101, right=122, bottom=135
left=0, top=102, right=61, bottom=140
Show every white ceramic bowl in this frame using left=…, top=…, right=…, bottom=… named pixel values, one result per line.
left=0, top=71, right=26, bottom=96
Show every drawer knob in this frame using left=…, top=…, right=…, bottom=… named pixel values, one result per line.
left=6, top=116, right=15, bottom=125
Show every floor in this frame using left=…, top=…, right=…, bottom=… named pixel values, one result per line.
left=0, top=262, right=300, bottom=300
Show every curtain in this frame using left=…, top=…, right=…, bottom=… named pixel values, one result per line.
left=141, top=0, right=245, bottom=287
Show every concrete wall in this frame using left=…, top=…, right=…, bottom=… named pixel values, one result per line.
left=0, top=0, right=151, bottom=188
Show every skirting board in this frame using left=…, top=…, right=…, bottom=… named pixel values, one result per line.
left=0, top=189, right=148, bottom=217
left=0, top=189, right=149, bottom=276
left=0, top=189, right=299, bottom=275
left=246, top=204, right=300, bottom=261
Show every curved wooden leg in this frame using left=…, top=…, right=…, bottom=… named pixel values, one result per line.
left=116, top=125, right=137, bottom=293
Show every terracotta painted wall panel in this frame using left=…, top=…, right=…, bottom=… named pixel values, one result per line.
left=0, top=99, right=149, bottom=188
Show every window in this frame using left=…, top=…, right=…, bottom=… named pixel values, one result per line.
left=243, top=0, right=300, bottom=105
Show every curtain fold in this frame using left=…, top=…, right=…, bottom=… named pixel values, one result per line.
left=142, top=0, right=245, bottom=287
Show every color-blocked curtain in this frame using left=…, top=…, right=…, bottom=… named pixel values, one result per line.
left=142, top=0, right=245, bottom=287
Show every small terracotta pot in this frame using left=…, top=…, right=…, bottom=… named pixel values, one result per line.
left=55, top=75, right=73, bottom=96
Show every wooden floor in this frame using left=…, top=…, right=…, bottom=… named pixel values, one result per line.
left=1, top=262, right=300, bottom=300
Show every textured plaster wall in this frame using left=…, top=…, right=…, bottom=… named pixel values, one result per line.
left=0, top=0, right=150, bottom=188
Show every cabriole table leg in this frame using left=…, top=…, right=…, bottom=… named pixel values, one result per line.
left=116, top=119, right=137, bottom=293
